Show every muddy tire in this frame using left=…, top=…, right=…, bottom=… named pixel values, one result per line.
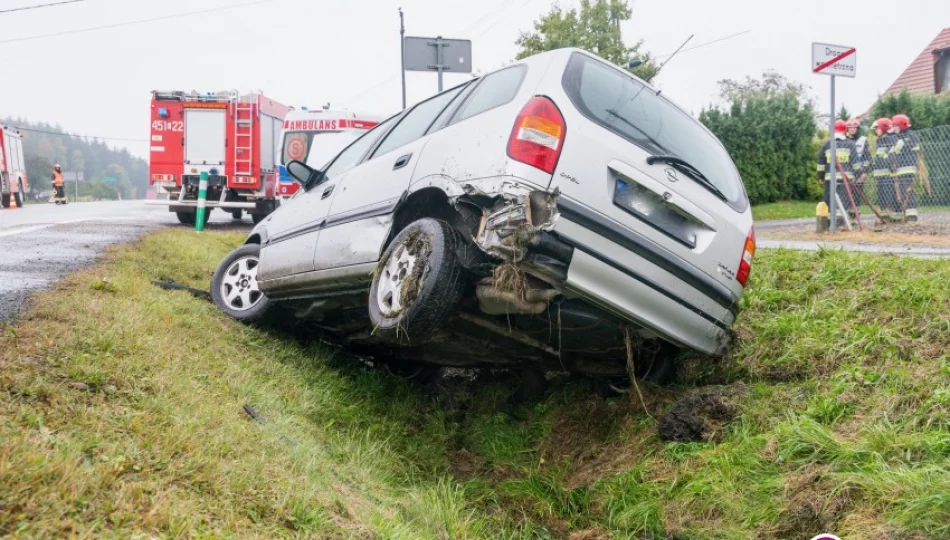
left=368, top=218, right=466, bottom=344
left=211, top=244, right=272, bottom=323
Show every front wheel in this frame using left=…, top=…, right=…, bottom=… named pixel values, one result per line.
left=368, top=218, right=467, bottom=344
left=211, top=244, right=272, bottom=323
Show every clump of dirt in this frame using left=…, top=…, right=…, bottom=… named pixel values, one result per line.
left=766, top=466, right=855, bottom=539
left=491, top=263, right=528, bottom=299
left=658, top=387, right=742, bottom=443
left=396, top=230, right=432, bottom=314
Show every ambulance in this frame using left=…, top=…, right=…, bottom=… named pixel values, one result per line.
left=275, top=108, right=384, bottom=199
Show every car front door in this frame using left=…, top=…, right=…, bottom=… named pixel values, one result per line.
left=313, top=83, right=470, bottom=271
left=257, top=116, right=397, bottom=284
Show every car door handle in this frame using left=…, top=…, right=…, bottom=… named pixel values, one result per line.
left=393, top=153, right=413, bottom=170
left=321, top=185, right=335, bottom=199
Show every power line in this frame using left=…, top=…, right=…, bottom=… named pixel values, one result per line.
left=0, top=0, right=85, bottom=14
left=11, top=125, right=147, bottom=143
left=0, top=0, right=278, bottom=43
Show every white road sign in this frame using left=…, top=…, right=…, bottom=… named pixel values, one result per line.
left=812, top=42, right=857, bottom=77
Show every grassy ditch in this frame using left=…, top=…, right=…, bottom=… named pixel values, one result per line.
left=2, top=230, right=950, bottom=538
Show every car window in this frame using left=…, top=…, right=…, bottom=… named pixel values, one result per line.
left=319, top=115, right=397, bottom=183
left=427, top=80, right=476, bottom=134
left=562, top=53, right=747, bottom=211
left=370, top=85, right=466, bottom=158
left=450, top=65, right=526, bottom=125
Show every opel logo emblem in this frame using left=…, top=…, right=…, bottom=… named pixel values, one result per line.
left=665, top=168, right=678, bottom=182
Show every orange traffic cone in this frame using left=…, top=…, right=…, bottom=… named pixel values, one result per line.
left=7, top=192, right=16, bottom=209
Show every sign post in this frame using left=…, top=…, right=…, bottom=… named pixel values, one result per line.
left=195, top=171, right=209, bottom=232
left=404, top=35, right=472, bottom=95
left=812, top=42, right=857, bottom=234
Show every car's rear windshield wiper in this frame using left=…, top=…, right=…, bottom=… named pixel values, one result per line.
left=646, top=154, right=727, bottom=201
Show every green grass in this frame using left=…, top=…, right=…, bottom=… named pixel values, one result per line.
left=751, top=200, right=819, bottom=221
left=3, top=230, right=950, bottom=538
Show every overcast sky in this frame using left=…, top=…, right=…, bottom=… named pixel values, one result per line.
left=2, top=0, right=948, bottom=158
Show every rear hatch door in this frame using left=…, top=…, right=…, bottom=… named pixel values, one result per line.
left=547, top=52, right=752, bottom=308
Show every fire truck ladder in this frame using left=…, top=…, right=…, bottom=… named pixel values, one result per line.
left=234, top=99, right=255, bottom=178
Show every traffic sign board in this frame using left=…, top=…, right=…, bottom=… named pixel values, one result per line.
left=102, top=176, right=117, bottom=183
left=812, top=42, right=856, bottom=77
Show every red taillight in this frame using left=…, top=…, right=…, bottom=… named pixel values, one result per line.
left=507, top=96, right=565, bottom=174
left=736, top=227, right=756, bottom=287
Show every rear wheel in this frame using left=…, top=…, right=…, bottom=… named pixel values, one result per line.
left=251, top=212, right=266, bottom=225
left=368, top=218, right=467, bottom=344
left=176, top=210, right=211, bottom=226
left=231, top=210, right=243, bottom=220
left=14, top=183, right=23, bottom=208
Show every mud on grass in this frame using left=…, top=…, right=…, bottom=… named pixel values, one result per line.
left=3, top=232, right=950, bottom=538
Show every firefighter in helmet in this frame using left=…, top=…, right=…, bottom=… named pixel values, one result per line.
left=817, top=119, right=858, bottom=221
left=890, top=114, right=920, bottom=222
left=51, top=164, right=67, bottom=205
left=870, top=118, right=899, bottom=219
left=846, top=118, right=870, bottom=218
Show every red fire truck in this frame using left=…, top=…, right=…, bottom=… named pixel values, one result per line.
left=149, top=90, right=290, bottom=224
left=1, top=125, right=29, bottom=208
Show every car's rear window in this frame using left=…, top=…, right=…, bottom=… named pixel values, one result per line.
left=562, top=53, right=747, bottom=211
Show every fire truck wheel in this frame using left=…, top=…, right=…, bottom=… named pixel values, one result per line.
left=251, top=212, right=266, bottom=225
left=211, top=244, right=271, bottom=323
left=231, top=210, right=243, bottom=220
left=176, top=212, right=195, bottom=225
left=14, top=191, right=23, bottom=208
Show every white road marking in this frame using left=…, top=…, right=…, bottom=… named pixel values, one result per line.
left=0, top=216, right=147, bottom=239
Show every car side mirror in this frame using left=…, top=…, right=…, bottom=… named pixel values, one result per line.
left=286, top=160, right=325, bottom=189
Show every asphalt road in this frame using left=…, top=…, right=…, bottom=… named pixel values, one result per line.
left=0, top=201, right=249, bottom=322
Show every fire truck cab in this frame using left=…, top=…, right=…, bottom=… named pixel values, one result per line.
left=275, top=108, right=383, bottom=200
left=149, top=90, right=290, bottom=224
left=0, top=125, right=28, bottom=209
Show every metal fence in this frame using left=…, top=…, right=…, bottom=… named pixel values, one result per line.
left=827, top=124, right=950, bottom=236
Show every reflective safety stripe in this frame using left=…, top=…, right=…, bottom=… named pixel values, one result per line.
left=872, top=169, right=892, bottom=178
left=890, top=138, right=906, bottom=154
left=896, top=166, right=918, bottom=174
left=906, top=208, right=919, bottom=217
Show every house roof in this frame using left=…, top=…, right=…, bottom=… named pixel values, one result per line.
left=883, top=28, right=950, bottom=96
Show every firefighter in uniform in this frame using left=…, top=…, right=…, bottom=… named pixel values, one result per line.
left=870, top=117, right=899, bottom=220
left=890, top=114, right=920, bottom=222
left=846, top=118, right=870, bottom=217
left=817, top=119, right=858, bottom=220
left=51, top=164, right=67, bottom=205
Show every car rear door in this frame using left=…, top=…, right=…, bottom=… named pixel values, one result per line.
left=312, top=83, right=470, bottom=271
left=257, top=116, right=397, bottom=285
left=544, top=52, right=752, bottom=312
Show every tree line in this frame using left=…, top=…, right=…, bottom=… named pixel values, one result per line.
left=2, top=117, right=148, bottom=200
